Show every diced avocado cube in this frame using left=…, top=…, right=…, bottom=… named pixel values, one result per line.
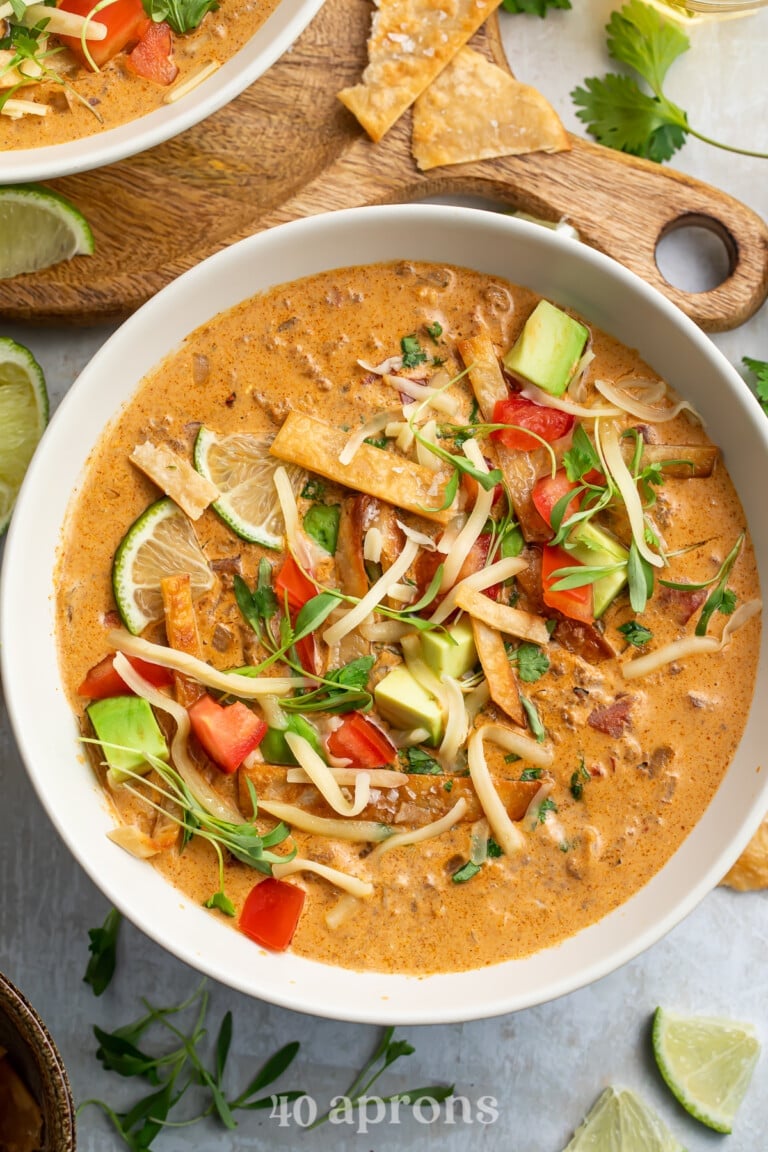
left=420, top=619, right=477, bottom=680
left=260, top=715, right=322, bottom=765
left=87, top=696, right=169, bottom=786
left=374, top=666, right=443, bottom=747
left=503, top=300, right=589, bottom=397
left=567, top=521, right=629, bottom=618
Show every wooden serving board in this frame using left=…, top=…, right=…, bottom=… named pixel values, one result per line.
left=3, top=0, right=767, bottom=330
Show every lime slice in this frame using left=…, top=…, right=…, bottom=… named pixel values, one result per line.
left=653, top=1007, right=760, bottom=1133
left=0, top=184, right=94, bottom=279
left=562, top=1086, right=684, bottom=1151
left=194, top=427, right=306, bottom=548
left=112, top=498, right=215, bottom=635
left=0, top=338, right=49, bottom=535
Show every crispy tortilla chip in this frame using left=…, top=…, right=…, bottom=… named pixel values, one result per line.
left=721, top=815, right=768, bottom=890
left=130, top=441, right=218, bottom=520
left=472, top=617, right=524, bottom=726
left=338, top=0, right=503, bottom=143
left=412, top=47, right=569, bottom=171
left=270, top=411, right=455, bottom=524
left=455, top=585, right=550, bottom=645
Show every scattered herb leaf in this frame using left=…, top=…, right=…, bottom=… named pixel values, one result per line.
left=617, top=620, right=653, bottom=647
left=520, top=694, right=547, bottom=743
left=84, top=908, right=122, bottom=997
left=401, top=747, right=442, bottom=775
left=520, top=767, right=543, bottom=782
left=400, top=334, right=428, bottom=369
left=303, top=503, right=340, bottom=555
left=743, top=356, right=768, bottom=416
left=510, top=642, right=550, bottom=683
left=570, top=758, right=590, bottom=801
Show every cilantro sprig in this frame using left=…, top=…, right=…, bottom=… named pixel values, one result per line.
left=572, top=1, right=768, bottom=163
left=743, top=357, right=768, bottom=417
left=84, top=908, right=122, bottom=997
left=502, top=0, right=571, bottom=13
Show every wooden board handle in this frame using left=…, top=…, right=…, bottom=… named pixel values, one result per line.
left=2, top=0, right=766, bottom=329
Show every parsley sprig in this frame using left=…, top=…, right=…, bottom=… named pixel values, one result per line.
left=572, top=1, right=768, bottom=163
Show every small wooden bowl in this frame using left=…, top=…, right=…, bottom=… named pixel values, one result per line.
left=0, top=973, right=76, bottom=1151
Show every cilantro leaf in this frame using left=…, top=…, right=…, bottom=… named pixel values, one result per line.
left=570, top=759, right=590, bottom=801
left=572, top=1, right=768, bottom=164
left=426, top=322, right=443, bottom=342
left=617, top=620, right=653, bottom=647
left=141, top=0, right=219, bottom=34
left=402, top=747, right=442, bottom=775
left=452, top=860, right=481, bottom=883
left=537, top=796, right=558, bottom=824
left=511, top=642, right=550, bottom=683
left=487, top=837, right=503, bottom=858
left=606, top=0, right=689, bottom=94
left=501, top=0, right=571, bottom=14
left=84, top=908, right=122, bottom=997
left=743, top=357, right=768, bottom=416
left=520, top=767, right=543, bottom=782
left=719, top=588, right=737, bottom=615
left=400, top=334, right=428, bottom=369
left=572, top=72, right=688, bottom=163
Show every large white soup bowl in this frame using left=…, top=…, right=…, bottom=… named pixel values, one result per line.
left=3, top=205, right=766, bottom=1024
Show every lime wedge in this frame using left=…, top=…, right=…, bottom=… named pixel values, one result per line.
left=562, top=1086, right=685, bottom=1151
left=0, top=184, right=94, bottom=279
left=652, top=1007, right=760, bottom=1134
left=194, top=427, right=306, bottom=548
left=0, top=338, right=49, bottom=535
left=112, top=498, right=215, bottom=635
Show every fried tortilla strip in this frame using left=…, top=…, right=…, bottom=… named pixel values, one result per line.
left=629, top=443, right=719, bottom=478
left=130, top=441, right=219, bottom=520
left=472, top=617, right=524, bottom=726
left=271, top=411, right=454, bottom=524
left=455, top=585, right=550, bottom=645
left=413, top=47, right=569, bottom=171
left=161, top=573, right=205, bottom=708
left=721, top=815, right=768, bottom=890
left=239, top=762, right=537, bottom=827
left=338, top=0, right=503, bottom=142
left=458, top=330, right=550, bottom=542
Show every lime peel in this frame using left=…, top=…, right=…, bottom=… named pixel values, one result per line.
left=112, top=497, right=215, bottom=635
left=562, top=1085, right=685, bottom=1152
left=0, top=183, right=94, bottom=279
left=194, top=426, right=305, bottom=548
left=0, top=337, right=48, bottom=535
left=652, top=1006, right=760, bottom=1134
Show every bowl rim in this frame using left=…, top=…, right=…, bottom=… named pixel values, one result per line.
left=0, top=0, right=326, bottom=183
left=0, top=971, right=76, bottom=1149
left=2, top=204, right=766, bottom=1025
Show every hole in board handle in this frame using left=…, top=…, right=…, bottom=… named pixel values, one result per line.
left=655, top=213, right=737, bottom=294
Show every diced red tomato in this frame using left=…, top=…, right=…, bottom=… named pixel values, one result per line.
left=240, top=878, right=305, bottom=952
left=275, top=555, right=316, bottom=612
left=532, top=470, right=581, bottom=530
left=491, top=395, right=574, bottom=452
left=126, top=19, right=178, bottom=85
left=541, top=544, right=593, bottom=624
left=57, top=0, right=148, bottom=69
left=326, top=712, right=396, bottom=768
left=188, top=694, right=266, bottom=774
left=77, top=653, right=174, bottom=699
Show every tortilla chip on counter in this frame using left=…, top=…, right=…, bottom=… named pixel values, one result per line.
left=721, top=815, right=768, bottom=890
left=412, top=47, right=569, bottom=171
left=338, top=0, right=503, bottom=142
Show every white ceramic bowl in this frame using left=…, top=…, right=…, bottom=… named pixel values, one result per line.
left=3, top=206, right=766, bottom=1024
left=0, top=0, right=325, bottom=183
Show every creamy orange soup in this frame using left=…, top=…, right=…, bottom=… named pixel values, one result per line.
left=55, top=262, right=761, bottom=974
left=0, top=1, right=274, bottom=150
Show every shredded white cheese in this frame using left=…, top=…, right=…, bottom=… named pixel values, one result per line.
left=363, top=526, right=383, bottom=563
left=339, top=409, right=401, bottom=466
left=22, top=5, right=107, bottom=37
left=430, top=556, right=527, bottom=625
left=164, top=60, right=221, bottom=105
left=439, top=439, right=494, bottom=593
left=382, top=373, right=459, bottom=415
left=600, top=421, right=664, bottom=569
left=272, top=857, right=374, bottom=898
left=286, top=767, right=407, bottom=787
left=594, top=377, right=701, bottom=424
left=371, top=797, right=468, bottom=858
left=258, top=800, right=393, bottom=842
left=323, top=537, right=420, bottom=645
left=622, top=599, right=761, bottom=680
left=416, top=418, right=444, bottom=472
left=519, top=383, right=619, bottom=419
left=108, top=630, right=308, bottom=698
left=468, top=725, right=554, bottom=856
left=285, top=733, right=371, bottom=817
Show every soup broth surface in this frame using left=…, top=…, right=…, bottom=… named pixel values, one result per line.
left=55, top=261, right=761, bottom=974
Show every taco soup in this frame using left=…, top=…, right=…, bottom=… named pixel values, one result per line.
left=0, top=0, right=275, bottom=148
left=55, top=261, right=761, bottom=975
